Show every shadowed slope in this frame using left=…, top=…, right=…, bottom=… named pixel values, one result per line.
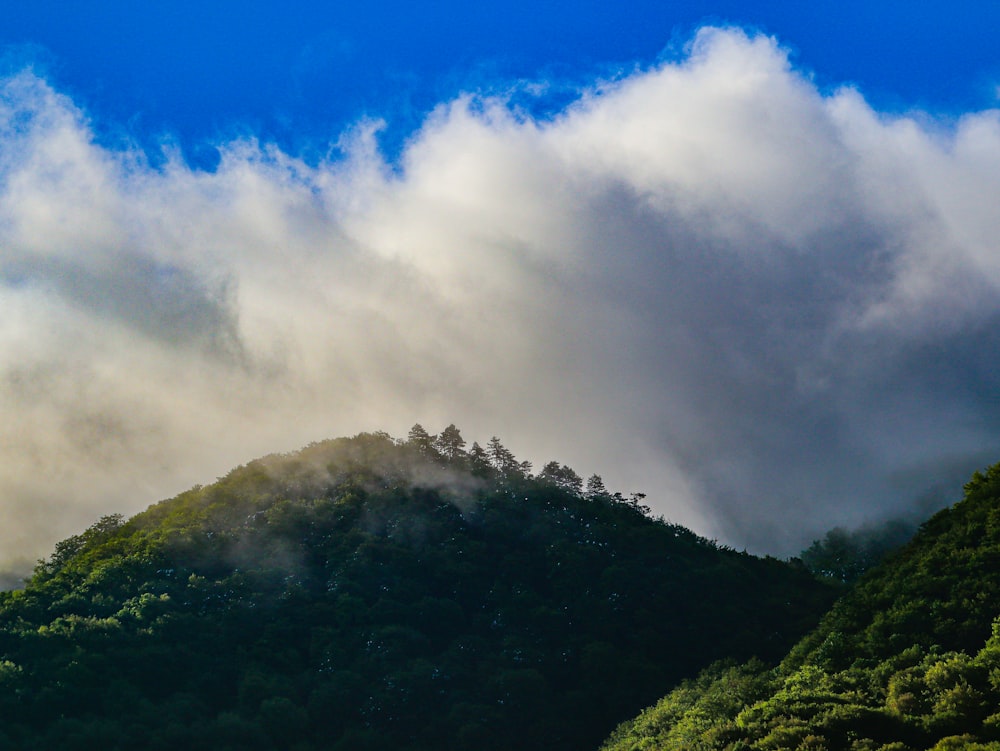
left=0, top=430, right=834, bottom=750
left=603, top=463, right=1000, bottom=751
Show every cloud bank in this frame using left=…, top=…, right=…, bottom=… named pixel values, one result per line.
left=2, top=27, right=1000, bottom=562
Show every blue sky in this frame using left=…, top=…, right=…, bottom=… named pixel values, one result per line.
left=4, top=1, right=999, bottom=165
left=1, top=3, right=1000, bottom=566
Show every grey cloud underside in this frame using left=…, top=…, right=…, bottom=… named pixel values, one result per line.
left=1, top=27, right=1000, bottom=562
left=1, top=252, right=241, bottom=356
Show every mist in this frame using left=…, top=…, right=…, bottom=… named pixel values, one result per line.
left=2, top=27, right=1000, bottom=564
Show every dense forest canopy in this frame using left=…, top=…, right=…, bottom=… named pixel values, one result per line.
left=604, top=463, right=1000, bottom=751
left=798, top=519, right=918, bottom=584
left=0, top=426, right=836, bottom=750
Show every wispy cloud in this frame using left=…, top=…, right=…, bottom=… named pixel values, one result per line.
left=2, top=27, right=1000, bottom=562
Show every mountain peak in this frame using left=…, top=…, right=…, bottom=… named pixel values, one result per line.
left=0, top=428, right=836, bottom=750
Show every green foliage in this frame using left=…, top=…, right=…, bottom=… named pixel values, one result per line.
left=605, top=460, right=1000, bottom=751
left=0, top=428, right=835, bottom=751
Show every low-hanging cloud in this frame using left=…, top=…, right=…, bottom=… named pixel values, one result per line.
left=2, top=26, right=1000, bottom=563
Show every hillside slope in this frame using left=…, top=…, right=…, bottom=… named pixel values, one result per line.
left=0, top=429, right=835, bottom=751
left=603, top=463, right=1000, bottom=751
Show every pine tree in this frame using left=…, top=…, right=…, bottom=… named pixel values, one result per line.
left=486, top=437, right=519, bottom=473
left=406, top=424, right=436, bottom=454
left=539, top=462, right=584, bottom=494
left=586, top=474, right=608, bottom=499
left=468, top=442, right=491, bottom=475
left=434, top=424, right=467, bottom=461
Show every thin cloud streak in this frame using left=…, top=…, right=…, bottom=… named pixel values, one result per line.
left=1, top=27, right=1000, bottom=563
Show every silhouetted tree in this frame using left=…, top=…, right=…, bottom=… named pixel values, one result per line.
left=538, top=462, right=583, bottom=494
left=627, top=492, right=650, bottom=515
left=586, top=474, right=608, bottom=499
left=407, top=424, right=436, bottom=455
left=486, top=437, right=519, bottom=474
left=468, top=442, right=491, bottom=475
left=434, top=424, right=467, bottom=461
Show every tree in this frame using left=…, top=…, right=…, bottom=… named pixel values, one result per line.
left=538, top=462, right=583, bottom=494
left=627, top=492, right=650, bottom=515
left=799, top=519, right=915, bottom=583
left=468, top=442, right=491, bottom=475
left=486, top=437, right=519, bottom=474
left=36, top=514, right=126, bottom=578
left=561, top=467, right=583, bottom=494
left=434, top=424, right=467, bottom=461
left=586, top=475, right=608, bottom=499
left=406, top=424, right=436, bottom=455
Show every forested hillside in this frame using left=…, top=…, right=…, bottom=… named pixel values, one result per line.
left=0, top=427, right=835, bottom=751
left=603, top=463, right=1000, bottom=751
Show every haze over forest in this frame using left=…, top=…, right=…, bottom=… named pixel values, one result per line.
left=3, top=25, right=1000, bottom=566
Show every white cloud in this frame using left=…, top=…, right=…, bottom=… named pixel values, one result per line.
left=2, top=27, right=1000, bottom=564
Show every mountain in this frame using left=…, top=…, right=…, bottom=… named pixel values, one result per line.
left=0, top=428, right=834, bottom=751
left=603, top=463, right=1000, bottom=751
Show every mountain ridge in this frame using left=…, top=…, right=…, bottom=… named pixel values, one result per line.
left=0, top=427, right=836, bottom=750
left=603, top=462, right=1000, bottom=751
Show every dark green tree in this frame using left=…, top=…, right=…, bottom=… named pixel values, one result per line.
left=468, top=441, right=491, bottom=475
left=406, top=424, right=436, bottom=455
left=486, top=437, right=519, bottom=474
left=586, top=474, right=609, bottom=499
left=434, top=424, right=467, bottom=461
left=538, top=462, right=584, bottom=494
